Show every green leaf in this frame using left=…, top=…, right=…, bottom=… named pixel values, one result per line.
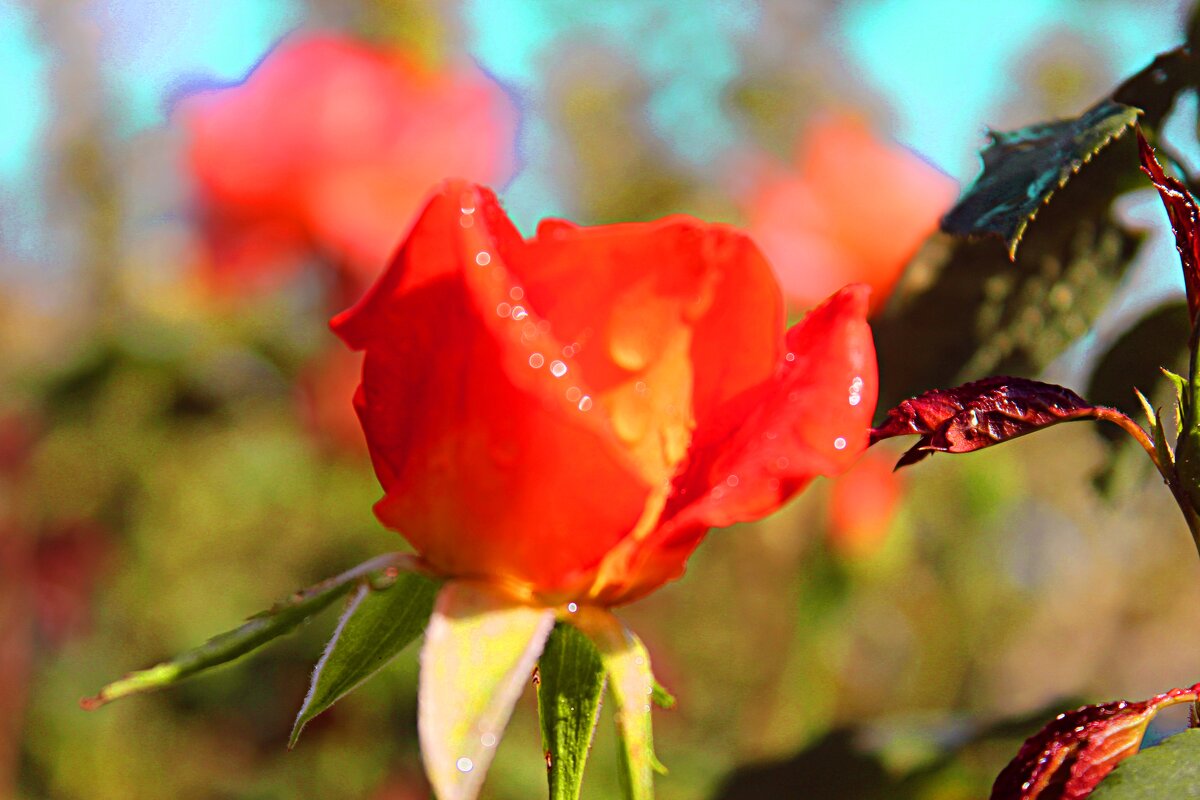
left=874, top=45, right=1194, bottom=413
left=1089, top=728, right=1200, bottom=799
left=418, top=581, right=555, bottom=800
left=537, top=622, right=607, bottom=800
left=290, top=570, right=439, bottom=748
left=81, top=552, right=412, bottom=710
left=943, top=100, right=1140, bottom=258
left=573, top=608, right=662, bottom=800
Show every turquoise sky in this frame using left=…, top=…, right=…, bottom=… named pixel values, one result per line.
left=0, top=0, right=1192, bottom=277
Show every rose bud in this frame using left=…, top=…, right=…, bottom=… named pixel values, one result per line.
left=333, top=181, right=878, bottom=605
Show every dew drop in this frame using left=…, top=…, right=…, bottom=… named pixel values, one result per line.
left=567, top=602, right=578, bottom=613
left=529, top=353, right=545, bottom=369
left=509, top=286, right=524, bottom=301
left=511, top=306, right=528, bottom=320
left=562, top=344, right=576, bottom=357
left=460, top=190, right=477, bottom=213
left=775, top=456, right=789, bottom=470
left=834, top=437, right=847, bottom=450
left=634, top=380, right=648, bottom=395
left=496, top=302, right=512, bottom=318
left=785, top=352, right=795, bottom=362
left=457, top=757, right=474, bottom=773
left=565, top=386, right=582, bottom=402
left=481, top=733, right=497, bottom=748
left=460, top=214, right=474, bottom=228
left=849, top=395, right=861, bottom=406
left=711, top=486, right=725, bottom=500
left=475, top=251, right=491, bottom=266
left=550, top=360, right=568, bottom=378
left=578, top=395, right=593, bottom=412
left=726, top=474, right=739, bottom=487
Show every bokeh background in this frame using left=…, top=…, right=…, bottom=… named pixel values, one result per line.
left=4, top=1, right=1200, bottom=798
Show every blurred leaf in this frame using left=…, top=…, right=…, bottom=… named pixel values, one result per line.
left=990, top=683, right=1200, bottom=799
left=418, top=581, right=554, bottom=800
left=942, top=100, right=1139, bottom=258
left=537, top=622, right=607, bottom=800
left=1087, top=302, right=1191, bottom=430
left=82, top=552, right=410, bottom=709
left=1086, top=301, right=1189, bottom=493
left=872, top=377, right=1103, bottom=468
left=875, top=45, right=1198, bottom=410
left=874, top=201, right=1143, bottom=413
left=572, top=607, right=662, bottom=800
left=1089, top=728, right=1200, bottom=799
left=289, top=570, right=438, bottom=748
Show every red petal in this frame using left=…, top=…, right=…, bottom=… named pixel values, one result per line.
left=592, top=285, right=877, bottom=603
left=333, top=183, right=652, bottom=595
left=1138, top=129, right=1200, bottom=327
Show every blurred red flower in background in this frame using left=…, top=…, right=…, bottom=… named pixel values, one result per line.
left=334, top=181, right=878, bottom=605
left=826, top=448, right=902, bottom=559
left=739, top=113, right=957, bottom=314
left=178, top=35, right=518, bottom=294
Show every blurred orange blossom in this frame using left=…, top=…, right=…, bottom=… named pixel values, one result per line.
left=740, top=113, right=957, bottom=314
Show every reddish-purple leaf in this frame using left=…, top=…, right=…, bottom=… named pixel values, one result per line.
left=871, top=377, right=1100, bottom=468
left=1138, top=128, right=1200, bottom=328
left=991, top=683, right=1200, bottom=799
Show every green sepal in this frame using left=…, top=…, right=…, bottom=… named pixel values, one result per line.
left=1163, top=367, right=1190, bottom=435
left=651, top=680, right=676, bottom=710
left=81, top=553, right=414, bottom=710
left=537, top=622, right=607, bottom=800
left=571, top=608, right=664, bottom=800
left=418, top=581, right=555, bottom=800
left=290, top=569, right=439, bottom=748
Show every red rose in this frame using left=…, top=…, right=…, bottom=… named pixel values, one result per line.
left=179, top=35, right=517, bottom=292
left=739, top=113, right=956, bottom=313
left=333, top=181, right=878, bottom=605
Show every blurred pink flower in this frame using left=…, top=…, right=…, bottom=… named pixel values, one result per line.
left=179, top=34, right=518, bottom=293
left=739, top=113, right=957, bottom=314
left=826, top=448, right=902, bottom=559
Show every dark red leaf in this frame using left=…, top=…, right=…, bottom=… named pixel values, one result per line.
left=1138, top=128, right=1200, bottom=328
left=990, top=683, right=1200, bottom=799
left=871, top=377, right=1099, bottom=468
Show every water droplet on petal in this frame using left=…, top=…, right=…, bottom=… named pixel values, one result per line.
left=785, top=352, right=795, bottom=362
left=511, top=306, right=528, bottom=320
left=550, top=360, right=568, bottom=378
left=849, top=395, right=862, bottom=406
left=834, top=437, right=847, bottom=450
left=475, top=251, right=491, bottom=266
left=496, top=302, right=511, bottom=318
left=726, top=474, right=739, bottom=487
left=460, top=214, right=474, bottom=228
left=529, top=353, right=545, bottom=368
left=634, top=381, right=648, bottom=395
left=457, top=757, right=474, bottom=773
left=775, top=456, right=790, bottom=470
left=509, top=286, right=524, bottom=301
left=460, top=191, right=476, bottom=213
left=567, top=602, right=578, bottom=613
left=481, top=733, right=497, bottom=748
left=577, top=395, right=593, bottom=411
left=565, top=386, right=582, bottom=402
